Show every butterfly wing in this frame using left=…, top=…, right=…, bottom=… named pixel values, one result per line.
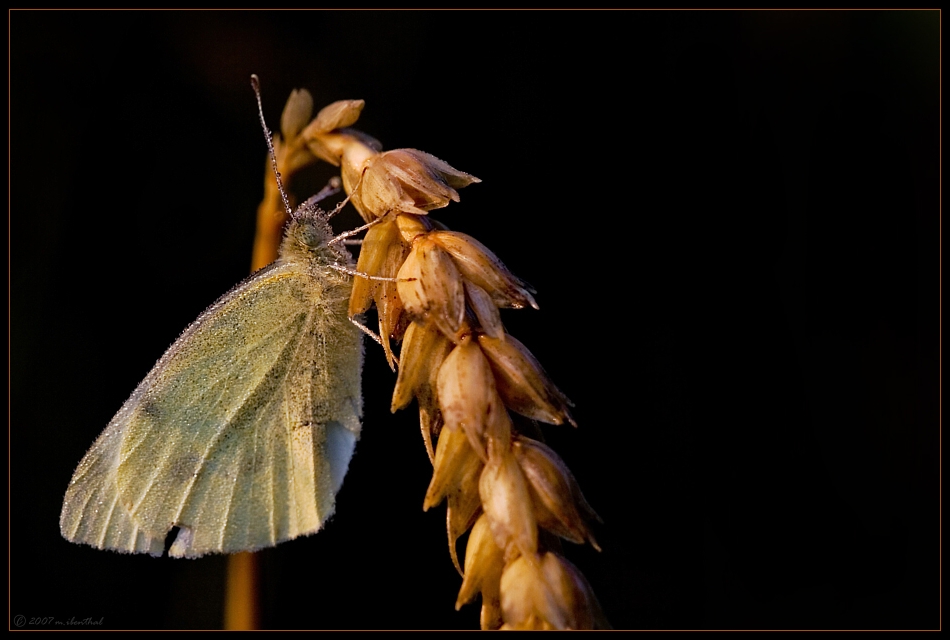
left=61, top=256, right=363, bottom=557
left=58, top=417, right=167, bottom=556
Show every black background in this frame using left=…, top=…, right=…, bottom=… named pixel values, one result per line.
left=11, top=10, right=939, bottom=630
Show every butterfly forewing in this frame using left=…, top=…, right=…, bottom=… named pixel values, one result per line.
left=61, top=216, right=363, bottom=558
left=60, top=418, right=167, bottom=556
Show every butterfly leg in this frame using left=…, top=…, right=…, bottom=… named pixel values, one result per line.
left=349, top=316, right=382, bottom=346
left=327, top=217, right=385, bottom=246
left=327, top=262, right=414, bottom=283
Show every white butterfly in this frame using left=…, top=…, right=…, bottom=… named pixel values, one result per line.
left=60, top=206, right=364, bottom=558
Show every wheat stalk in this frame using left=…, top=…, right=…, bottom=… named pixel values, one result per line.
left=250, top=87, right=608, bottom=630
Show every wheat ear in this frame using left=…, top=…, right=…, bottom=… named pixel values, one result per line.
left=254, top=88, right=608, bottom=631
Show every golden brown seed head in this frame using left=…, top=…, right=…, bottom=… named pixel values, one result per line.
left=279, top=88, right=314, bottom=140
left=349, top=218, right=397, bottom=317
left=356, top=149, right=479, bottom=219
left=514, top=436, right=600, bottom=550
left=479, top=446, right=537, bottom=561
left=436, top=339, right=503, bottom=462
left=457, top=515, right=506, bottom=630
left=425, top=426, right=480, bottom=512
left=430, top=230, right=538, bottom=310
left=463, top=281, right=504, bottom=339
left=397, top=238, right=466, bottom=339
left=310, top=99, right=365, bottom=133
left=477, top=333, right=576, bottom=427
left=499, top=554, right=567, bottom=630
left=277, top=91, right=608, bottom=631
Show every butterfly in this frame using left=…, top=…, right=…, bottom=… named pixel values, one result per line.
left=60, top=203, right=364, bottom=558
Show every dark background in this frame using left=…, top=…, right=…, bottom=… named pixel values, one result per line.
left=11, top=10, right=939, bottom=630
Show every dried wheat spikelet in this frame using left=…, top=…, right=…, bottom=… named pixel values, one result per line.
left=259, top=87, right=608, bottom=630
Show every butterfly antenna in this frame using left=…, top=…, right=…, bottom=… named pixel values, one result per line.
left=250, top=74, right=294, bottom=218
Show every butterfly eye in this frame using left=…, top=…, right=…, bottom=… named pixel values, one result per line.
left=295, top=221, right=328, bottom=249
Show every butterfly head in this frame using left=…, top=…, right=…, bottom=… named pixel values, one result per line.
left=280, top=204, right=351, bottom=268
left=289, top=206, right=333, bottom=250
